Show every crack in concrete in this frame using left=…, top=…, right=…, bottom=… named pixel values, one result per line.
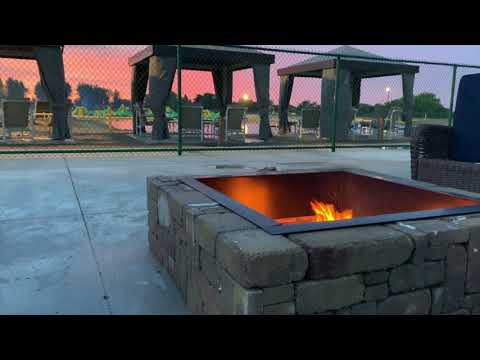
left=63, top=157, right=113, bottom=315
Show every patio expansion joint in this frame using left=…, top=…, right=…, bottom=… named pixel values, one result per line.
left=0, top=213, right=82, bottom=224
left=63, top=157, right=113, bottom=315
left=81, top=209, right=148, bottom=217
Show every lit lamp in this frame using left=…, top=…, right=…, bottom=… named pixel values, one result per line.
left=242, top=93, right=250, bottom=102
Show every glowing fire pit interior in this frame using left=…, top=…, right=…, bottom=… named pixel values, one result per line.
left=182, top=169, right=480, bottom=235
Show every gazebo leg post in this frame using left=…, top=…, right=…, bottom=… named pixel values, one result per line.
left=331, top=56, right=341, bottom=152
left=149, top=56, right=176, bottom=141
left=402, top=73, right=415, bottom=137
left=218, top=116, right=226, bottom=146
left=212, top=67, right=232, bottom=146
left=177, top=45, right=183, bottom=156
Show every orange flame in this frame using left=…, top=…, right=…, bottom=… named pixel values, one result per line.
left=310, top=200, right=353, bottom=222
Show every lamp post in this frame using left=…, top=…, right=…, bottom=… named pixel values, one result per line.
left=382, top=86, right=391, bottom=139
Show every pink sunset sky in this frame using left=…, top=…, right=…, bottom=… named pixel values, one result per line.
left=1, top=45, right=479, bottom=107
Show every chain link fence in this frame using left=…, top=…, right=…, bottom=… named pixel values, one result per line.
left=1, top=45, right=479, bottom=155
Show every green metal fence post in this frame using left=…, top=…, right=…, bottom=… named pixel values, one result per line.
left=448, top=65, right=457, bottom=127
left=331, top=56, right=341, bottom=152
left=177, top=45, right=183, bottom=156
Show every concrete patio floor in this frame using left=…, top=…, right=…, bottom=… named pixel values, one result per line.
left=0, top=148, right=410, bottom=315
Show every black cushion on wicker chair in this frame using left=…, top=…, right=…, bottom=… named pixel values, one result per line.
left=449, top=73, right=480, bottom=162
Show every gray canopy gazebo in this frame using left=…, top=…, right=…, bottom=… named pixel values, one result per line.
left=128, top=45, right=275, bottom=142
left=0, top=45, right=70, bottom=140
left=277, top=46, right=420, bottom=140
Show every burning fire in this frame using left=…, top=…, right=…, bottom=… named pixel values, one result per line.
left=275, top=200, right=353, bottom=225
left=310, top=200, right=353, bottom=222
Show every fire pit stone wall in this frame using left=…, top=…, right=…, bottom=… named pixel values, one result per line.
left=147, top=174, right=480, bottom=315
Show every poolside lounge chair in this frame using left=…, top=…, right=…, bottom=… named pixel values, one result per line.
left=34, top=100, right=73, bottom=136
left=299, top=108, right=321, bottom=139
left=225, top=106, right=246, bottom=142
left=181, top=105, right=204, bottom=141
left=0, top=99, right=36, bottom=141
left=411, top=73, right=480, bottom=192
left=35, top=100, right=53, bottom=126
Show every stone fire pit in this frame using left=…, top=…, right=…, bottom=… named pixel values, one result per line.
left=147, top=169, right=480, bottom=315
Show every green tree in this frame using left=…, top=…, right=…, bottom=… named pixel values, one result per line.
left=142, top=91, right=185, bottom=110
left=110, top=90, right=121, bottom=109
left=383, top=92, right=449, bottom=119
left=76, top=83, right=109, bottom=110
left=0, top=79, right=5, bottom=98
left=194, top=93, right=218, bottom=110
left=182, top=95, right=192, bottom=105
left=413, top=92, right=449, bottom=118
left=35, top=81, right=71, bottom=101
left=6, top=78, right=27, bottom=99
left=373, top=103, right=388, bottom=118
left=296, top=100, right=320, bottom=114
left=357, top=103, right=375, bottom=117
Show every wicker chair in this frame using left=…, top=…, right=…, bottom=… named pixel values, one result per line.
left=411, top=74, right=480, bottom=193
left=411, top=125, right=480, bottom=193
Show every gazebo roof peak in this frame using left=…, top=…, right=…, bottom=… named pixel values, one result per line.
left=294, top=45, right=386, bottom=67
left=326, top=45, right=385, bottom=58
left=277, top=45, right=419, bottom=78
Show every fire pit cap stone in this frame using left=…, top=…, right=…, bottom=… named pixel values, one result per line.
left=216, top=229, right=308, bottom=289
left=288, top=225, right=414, bottom=279
left=194, top=212, right=258, bottom=256
left=166, top=187, right=214, bottom=225
left=398, top=219, right=470, bottom=245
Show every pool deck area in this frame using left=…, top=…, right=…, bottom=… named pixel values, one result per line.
left=0, top=148, right=410, bottom=315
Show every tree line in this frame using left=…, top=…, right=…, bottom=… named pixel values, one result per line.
left=0, top=77, right=131, bottom=110
left=357, top=92, right=450, bottom=119
left=78, top=89, right=452, bottom=120
left=0, top=77, right=73, bottom=100
left=0, top=78, right=29, bottom=99
left=0, top=77, right=451, bottom=119
left=154, top=92, right=450, bottom=119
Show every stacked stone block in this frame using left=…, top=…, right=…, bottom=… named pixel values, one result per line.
left=147, top=175, right=480, bottom=315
